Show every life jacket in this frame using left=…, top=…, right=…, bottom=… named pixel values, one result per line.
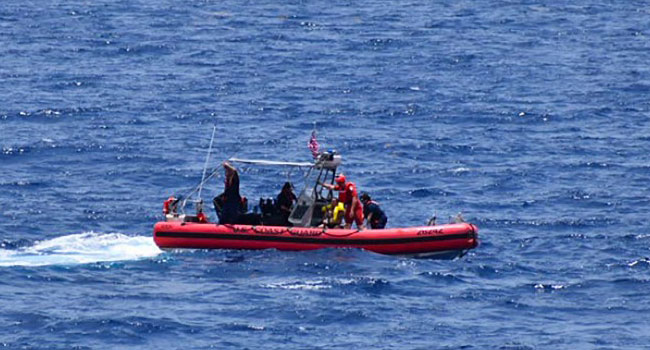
left=333, top=202, right=345, bottom=223
left=336, top=182, right=358, bottom=205
left=334, top=183, right=347, bottom=203
left=196, top=211, right=208, bottom=223
left=323, top=202, right=345, bottom=224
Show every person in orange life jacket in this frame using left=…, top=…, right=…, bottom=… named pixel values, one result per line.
left=360, top=193, right=387, bottom=229
left=196, top=200, right=208, bottom=223
left=321, top=174, right=365, bottom=230
left=220, top=161, right=242, bottom=224
left=196, top=210, right=208, bottom=223
left=163, top=196, right=177, bottom=215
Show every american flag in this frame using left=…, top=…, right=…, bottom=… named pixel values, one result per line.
left=308, top=130, right=319, bottom=159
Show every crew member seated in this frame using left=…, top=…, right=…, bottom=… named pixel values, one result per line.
left=321, top=198, right=345, bottom=228
left=276, top=182, right=296, bottom=226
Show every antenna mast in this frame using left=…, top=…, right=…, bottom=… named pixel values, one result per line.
left=198, top=125, right=217, bottom=200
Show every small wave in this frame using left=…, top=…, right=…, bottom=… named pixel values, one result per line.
left=419, top=271, right=466, bottom=284
left=628, top=258, right=650, bottom=268
left=263, top=280, right=332, bottom=290
left=1, top=146, right=29, bottom=156
left=117, top=43, right=175, bottom=56
left=409, top=188, right=452, bottom=198
left=534, top=283, right=567, bottom=290
left=475, top=217, right=618, bottom=229
left=222, top=322, right=266, bottom=332
left=0, top=232, right=162, bottom=267
left=365, top=38, right=402, bottom=50
left=263, top=277, right=389, bottom=292
left=449, top=167, right=471, bottom=174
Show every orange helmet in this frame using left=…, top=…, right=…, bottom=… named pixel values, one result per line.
left=335, top=174, right=346, bottom=184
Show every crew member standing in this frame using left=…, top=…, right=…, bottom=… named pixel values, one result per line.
left=322, top=174, right=365, bottom=230
left=220, top=161, right=241, bottom=224
left=360, top=193, right=387, bottom=229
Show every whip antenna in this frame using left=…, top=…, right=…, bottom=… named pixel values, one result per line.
left=198, top=125, right=217, bottom=200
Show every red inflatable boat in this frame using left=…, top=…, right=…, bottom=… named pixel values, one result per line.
left=153, top=150, right=479, bottom=258
left=154, top=221, right=478, bottom=258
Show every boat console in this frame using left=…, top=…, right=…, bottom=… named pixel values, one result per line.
left=289, top=151, right=340, bottom=227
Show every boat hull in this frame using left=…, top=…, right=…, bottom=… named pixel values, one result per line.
left=153, top=221, right=479, bottom=257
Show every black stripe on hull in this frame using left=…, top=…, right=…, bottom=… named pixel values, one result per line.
left=155, top=231, right=476, bottom=246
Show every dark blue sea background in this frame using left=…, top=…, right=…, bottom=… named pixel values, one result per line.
left=2, top=0, right=650, bottom=348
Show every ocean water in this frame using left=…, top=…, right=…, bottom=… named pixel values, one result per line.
left=1, top=0, right=650, bottom=348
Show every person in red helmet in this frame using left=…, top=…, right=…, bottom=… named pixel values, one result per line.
left=322, top=174, right=365, bottom=230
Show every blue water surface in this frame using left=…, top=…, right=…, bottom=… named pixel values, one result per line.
left=1, top=0, right=650, bottom=349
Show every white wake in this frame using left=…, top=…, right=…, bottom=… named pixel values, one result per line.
left=0, top=232, right=163, bottom=267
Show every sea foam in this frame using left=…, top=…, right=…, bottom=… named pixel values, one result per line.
left=0, top=232, right=162, bottom=267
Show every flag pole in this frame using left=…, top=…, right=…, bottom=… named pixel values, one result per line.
left=308, top=122, right=320, bottom=160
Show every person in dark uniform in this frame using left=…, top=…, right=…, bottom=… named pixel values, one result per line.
left=276, top=182, right=296, bottom=226
left=219, top=161, right=241, bottom=224
left=360, top=193, right=387, bottom=229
